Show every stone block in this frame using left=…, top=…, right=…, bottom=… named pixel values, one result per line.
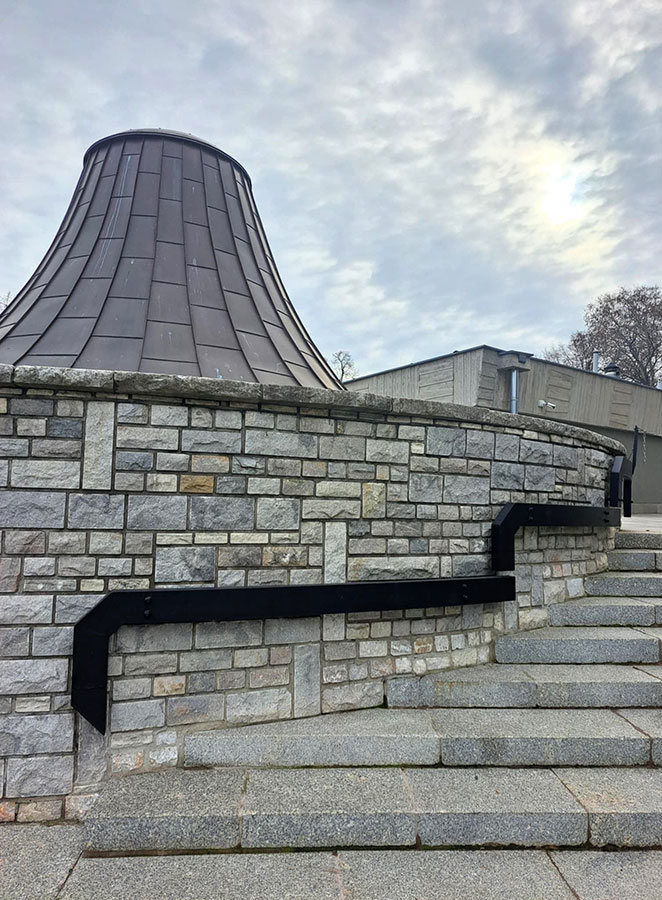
left=11, top=458, right=80, bottom=489
left=496, top=626, right=659, bottom=665
left=127, top=494, right=187, bottom=530
left=427, top=426, right=466, bottom=457
left=225, top=687, right=292, bottom=724
left=195, top=620, right=263, bottom=648
left=348, top=556, right=439, bottom=581
left=319, top=435, right=366, bottom=460
left=525, top=466, right=556, bottom=490
left=263, top=545, right=307, bottom=566
left=466, top=430, right=495, bottom=459
left=181, top=429, right=242, bottom=453
left=166, top=694, right=225, bottom=725
left=117, top=622, right=192, bottom=654
left=265, top=617, right=321, bottom=644
left=365, top=439, right=409, bottom=464
left=241, top=768, right=415, bottom=848
left=116, top=450, right=153, bottom=471
left=322, top=680, right=384, bottom=713
left=111, top=699, right=166, bottom=731
left=444, top=475, right=490, bottom=504
left=190, top=496, right=255, bottom=530
left=409, top=473, right=443, bottom=503
left=180, top=474, right=214, bottom=492
left=0, top=626, right=29, bottom=656
left=0, top=593, right=53, bottom=624
left=55, top=594, right=103, bottom=623
left=362, top=482, right=386, bottom=518
left=492, top=462, right=525, bottom=490
left=82, top=401, right=115, bottom=489
left=6, top=755, right=74, bottom=797
left=294, top=643, right=321, bottom=717
left=302, top=498, right=361, bottom=519
left=32, top=626, right=74, bottom=656
left=116, top=425, right=179, bottom=450
left=151, top=404, right=189, bottom=427
left=256, top=497, right=300, bottom=529
left=0, top=490, right=65, bottom=528
left=0, top=713, right=74, bottom=755
left=69, top=493, right=125, bottom=529
left=0, top=438, right=28, bottom=457
left=0, top=658, right=68, bottom=694
left=520, top=440, right=553, bottom=464
left=155, top=546, right=215, bottom=582
left=245, top=429, right=318, bottom=458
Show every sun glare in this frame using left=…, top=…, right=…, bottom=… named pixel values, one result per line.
left=541, top=167, right=584, bottom=225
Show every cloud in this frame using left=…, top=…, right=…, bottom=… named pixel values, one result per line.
left=2, top=0, right=662, bottom=374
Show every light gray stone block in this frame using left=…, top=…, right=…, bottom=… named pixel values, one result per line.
left=617, top=708, right=662, bottom=765
left=181, top=429, right=242, bottom=453
left=322, top=681, right=384, bottom=713
left=302, top=498, right=361, bottom=519
left=110, top=699, right=166, bottom=732
left=294, top=644, right=321, bottom=718
left=195, top=620, right=262, bottom=648
left=348, top=555, right=439, bottom=581
left=432, top=708, right=649, bottom=766
left=427, top=427, right=466, bottom=457
left=520, top=440, right=553, bottom=464
left=241, top=767, right=417, bottom=848
left=245, top=429, right=318, bottom=458
left=524, top=465, right=556, bottom=491
left=527, top=663, right=662, bottom=708
left=443, top=475, right=489, bottom=504
left=552, top=850, right=662, bottom=900
left=496, top=626, right=660, bottom=664
left=117, top=622, right=193, bottom=653
left=341, top=850, right=577, bottom=900
left=225, top=687, right=291, bottom=725
left=85, top=769, right=244, bottom=851
left=6, top=754, right=74, bottom=797
left=323, top=521, right=347, bottom=583
left=409, top=473, right=443, bottom=503
left=11, top=459, right=80, bottom=489
left=491, top=461, right=525, bottom=489
left=554, top=767, right=662, bottom=847
left=407, top=767, right=586, bottom=847
left=264, top=617, right=320, bottom=644
left=31, top=626, right=74, bottom=656
left=82, top=401, right=115, bottom=489
left=69, top=493, right=125, bottom=529
left=127, top=494, right=187, bottom=530
left=0, top=712, right=74, bottom=755
left=155, top=546, right=215, bottom=582
left=319, top=435, right=366, bottom=460
left=256, top=497, right=300, bottom=529
left=365, top=439, right=409, bottom=464
left=0, top=658, right=68, bottom=694
left=0, top=490, right=66, bottom=528
left=388, top=666, right=537, bottom=708
left=0, top=824, right=85, bottom=900
left=166, top=694, right=225, bottom=725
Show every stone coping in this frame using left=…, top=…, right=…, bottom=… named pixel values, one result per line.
left=2, top=364, right=625, bottom=455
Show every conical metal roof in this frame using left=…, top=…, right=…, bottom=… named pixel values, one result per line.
left=0, top=129, right=342, bottom=388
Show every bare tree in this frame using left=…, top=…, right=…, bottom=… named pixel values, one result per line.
left=329, top=350, right=358, bottom=383
left=542, top=286, right=662, bottom=385
left=0, top=292, right=11, bottom=313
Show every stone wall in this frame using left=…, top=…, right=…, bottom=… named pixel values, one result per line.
left=0, top=366, right=622, bottom=821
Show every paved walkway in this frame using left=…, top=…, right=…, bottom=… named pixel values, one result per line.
left=3, top=824, right=662, bottom=899
left=621, top=514, right=662, bottom=533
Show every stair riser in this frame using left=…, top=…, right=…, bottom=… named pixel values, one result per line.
left=585, top=574, right=662, bottom=597
left=606, top=550, right=660, bottom=571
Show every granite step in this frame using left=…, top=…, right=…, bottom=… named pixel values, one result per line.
left=495, top=626, right=661, bottom=664
left=387, top=663, right=662, bottom=708
left=548, top=596, right=662, bottom=627
left=56, top=847, right=662, bottom=900
left=615, top=530, right=662, bottom=550
left=606, top=549, right=660, bottom=571
left=584, top=572, right=662, bottom=597
left=183, top=707, right=653, bottom=769
left=85, top=765, right=662, bottom=852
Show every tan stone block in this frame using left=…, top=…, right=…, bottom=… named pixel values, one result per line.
left=362, top=482, right=386, bottom=518
left=154, top=675, right=186, bottom=696
left=17, top=799, right=62, bottom=822
left=0, top=800, right=16, bottom=822
left=180, top=474, right=214, bottom=493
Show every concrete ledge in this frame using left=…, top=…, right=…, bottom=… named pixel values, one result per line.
left=5, top=364, right=625, bottom=454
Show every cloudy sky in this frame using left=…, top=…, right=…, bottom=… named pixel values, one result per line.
left=2, top=0, right=661, bottom=376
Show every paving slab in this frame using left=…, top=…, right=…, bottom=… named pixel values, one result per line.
left=241, top=767, right=417, bottom=848
left=84, top=768, right=245, bottom=852
left=405, top=768, right=587, bottom=847
left=387, top=665, right=537, bottom=708
left=524, top=663, right=662, bottom=707
left=58, top=853, right=340, bottom=900
left=496, top=626, right=660, bottom=664
left=431, top=708, right=649, bottom=766
left=549, top=596, right=658, bottom=627
left=338, top=849, right=575, bottom=899
left=184, top=708, right=440, bottom=768
left=585, top=572, right=662, bottom=597
left=554, top=767, right=662, bottom=847
left=617, top=708, right=662, bottom=764
left=551, top=850, right=662, bottom=900
left=616, top=530, right=662, bottom=549
left=0, top=824, right=84, bottom=900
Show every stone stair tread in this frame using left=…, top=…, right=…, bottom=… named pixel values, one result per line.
left=387, top=663, right=662, bottom=708
left=431, top=708, right=649, bottom=767
left=549, top=596, right=661, bottom=626
left=57, top=850, right=662, bottom=900
left=185, top=708, right=440, bottom=767
left=585, top=572, right=662, bottom=598
left=616, top=709, right=662, bottom=764
left=496, top=626, right=660, bottom=664
left=553, top=767, right=662, bottom=847
left=606, top=549, right=659, bottom=570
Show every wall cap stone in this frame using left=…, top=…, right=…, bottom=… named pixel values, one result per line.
left=6, top=365, right=625, bottom=455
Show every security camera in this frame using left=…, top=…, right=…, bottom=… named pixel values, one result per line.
left=537, top=400, right=556, bottom=409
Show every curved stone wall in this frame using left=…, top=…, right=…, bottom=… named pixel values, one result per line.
left=0, top=366, right=622, bottom=819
